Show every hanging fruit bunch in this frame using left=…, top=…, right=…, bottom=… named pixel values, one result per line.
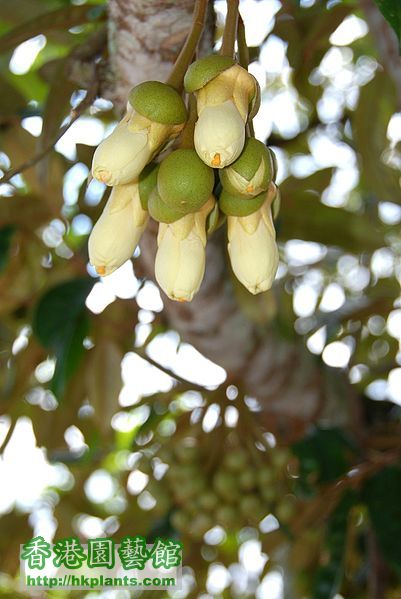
left=89, top=0, right=280, bottom=301
left=136, top=433, right=296, bottom=541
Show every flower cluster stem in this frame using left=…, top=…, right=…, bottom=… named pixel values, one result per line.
left=220, top=0, right=240, bottom=58
left=167, top=0, right=209, bottom=91
left=238, top=14, right=255, bottom=136
left=179, top=94, right=197, bottom=149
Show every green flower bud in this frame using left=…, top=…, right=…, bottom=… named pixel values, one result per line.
left=219, top=138, right=273, bottom=198
left=171, top=510, right=189, bottom=532
left=258, top=468, right=274, bottom=488
left=148, top=189, right=184, bottom=223
left=188, top=513, right=213, bottom=539
left=222, top=448, right=249, bottom=471
left=215, top=504, right=238, bottom=528
left=138, top=162, right=159, bottom=210
left=128, top=81, right=187, bottom=125
left=239, top=469, right=257, bottom=491
left=240, top=495, right=265, bottom=521
left=198, top=491, right=219, bottom=511
left=275, top=496, right=297, bottom=524
left=157, top=149, right=214, bottom=214
left=174, top=443, right=199, bottom=463
left=184, top=55, right=236, bottom=93
left=219, top=189, right=266, bottom=217
left=213, top=471, right=238, bottom=502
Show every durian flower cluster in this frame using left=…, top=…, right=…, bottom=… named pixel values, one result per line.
left=89, top=56, right=280, bottom=302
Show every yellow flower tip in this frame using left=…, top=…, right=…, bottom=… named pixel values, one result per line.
left=94, top=169, right=112, bottom=184
left=248, top=281, right=271, bottom=295
left=95, top=265, right=106, bottom=276
left=177, top=297, right=188, bottom=303
left=212, top=153, right=221, bottom=167
left=246, top=184, right=254, bottom=194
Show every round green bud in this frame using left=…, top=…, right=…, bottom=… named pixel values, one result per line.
left=157, top=149, right=214, bottom=214
left=138, top=162, right=159, bottom=210
left=223, top=448, right=249, bottom=472
left=239, top=470, right=257, bottom=491
left=174, top=444, right=199, bottom=464
left=260, top=486, right=276, bottom=503
left=184, top=55, right=236, bottom=93
left=275, top=497, right=296, bottom=523
left=198, top=491, right=219, bottom=512
left=171, top=509, right=189, bottom=532
left=167, top=463, right=197, bottom=481
left=240, top=495, right=265, bottom=521
left=213, top=471, right=238, bottom=502
left=128, top=81, right=187, bottom=125
left=185, top=498, right=201, bottom=515
left=189, top=513, right=213, bottom=539
left=257, top=468, right=274, bottom=488
left=148, top=189, right=184, bottom=223
left=271, top=449, right=290, bottom=470
left=219, top=189, right=265, bottom=217
left=215, top=504, right=238, bottom=529
left=174, top=477, right=205, bottom=501
left=219, top=138, right=273, bottom=197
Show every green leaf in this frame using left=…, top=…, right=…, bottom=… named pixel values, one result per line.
left=353, top=71, right=401, bottom=204
left=0, top=74, right=26, bottom=117
left=0, top=225, right=15, bottom=272
left=293, top=427, right=356, bottom=496
left=279, top=169, right=388, bottom=253
left=0, top=4, right=105, bottom=55
left=32, top=278, right=94, bottom=398
left=374, top=1, right=401, bottom=44
left=313, top=492, right=356, bottom=599
left=363, top=465, right=401, bottom=573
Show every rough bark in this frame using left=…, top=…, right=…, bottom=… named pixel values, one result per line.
left=107, top=0, right=195, bottom=111
left=106, top=0, right=342, bottom=437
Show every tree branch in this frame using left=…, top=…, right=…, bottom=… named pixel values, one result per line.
left=0, top=79, right=98, bottom=184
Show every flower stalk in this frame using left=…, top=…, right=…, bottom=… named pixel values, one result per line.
left=220, top=0, right=240, bottom=58
left=167, top=0, right=209, bottom=91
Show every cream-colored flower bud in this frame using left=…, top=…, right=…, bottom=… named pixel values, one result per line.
left=227, top=198, right=279, bottom=294
left=194, top=100, right=245, bottom=168
left=88, top=182, right=148, bottom=277
left=155, top=197, right=214, bottom=302
left=128, top=112, right=183, bottom=155
left=91, top=114, right=153, bottom=186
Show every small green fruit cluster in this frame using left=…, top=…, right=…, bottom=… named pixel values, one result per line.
left=218, top=138, right=277, bottom=216
left=136, top=437, right=296, bottom=540
left=145, top=149, right=215, bottom=223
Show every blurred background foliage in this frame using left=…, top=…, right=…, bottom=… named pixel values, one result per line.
left=1, top=0, right=401, bottom=597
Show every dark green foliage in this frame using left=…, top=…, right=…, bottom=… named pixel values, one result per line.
left=32, top=278, right=94, bottom=397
